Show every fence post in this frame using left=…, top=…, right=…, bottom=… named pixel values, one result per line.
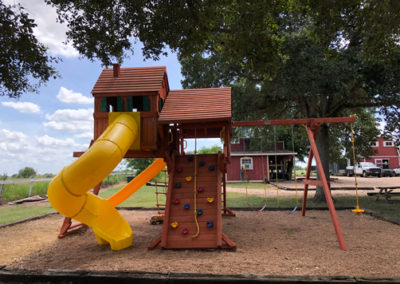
left=0, top=184, right=4, bottom=203
left=28, top=180, right=34, bottom=197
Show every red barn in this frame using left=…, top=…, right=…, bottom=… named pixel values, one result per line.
left=227, top=138, right=296, bottom=182
left=363, top=137, right=400, bottom=169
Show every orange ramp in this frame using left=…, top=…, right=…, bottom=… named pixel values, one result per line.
left=108, top=158, right=166, bottom=207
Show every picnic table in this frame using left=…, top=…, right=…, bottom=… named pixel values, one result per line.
left=367, top=186, right=400, bottom=202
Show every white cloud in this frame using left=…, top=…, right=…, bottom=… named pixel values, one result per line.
left=1, top=101, right=40, bottom=113
left=0, top=129, right=87, bottom=175
left=57, top=87, right=93, bottom=104
left=4, top=0, right=79, bottom=58
left=36, top=135, right=77, bottom=147
left=44, top=108, right=93, bottom=132
left=74, top=132, right=93, bottom=139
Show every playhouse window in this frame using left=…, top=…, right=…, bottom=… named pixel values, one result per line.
left=100, top=97, right=124, bottom=112
left=371, top=141, right=378, bottom=147
left=240, top=157, right=253, bottom=170
left=126, top=96, right=150, bottom=112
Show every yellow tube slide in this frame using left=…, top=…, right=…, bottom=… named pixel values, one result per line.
left=48, top=114, right=138, bottom=250
left=108, top=158, right=166, bottom=207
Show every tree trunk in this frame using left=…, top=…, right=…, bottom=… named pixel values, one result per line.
left=313, top=123, right=331, bottom=203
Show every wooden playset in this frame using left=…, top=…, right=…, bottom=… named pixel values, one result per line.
left=48, top=64, right=356, bottom=251
left=49, top=64, right=236, bottom=250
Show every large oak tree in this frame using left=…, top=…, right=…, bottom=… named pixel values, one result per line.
left=0, top=2, right=57, bottom=98
left=44, top=0, right=400, bottom=200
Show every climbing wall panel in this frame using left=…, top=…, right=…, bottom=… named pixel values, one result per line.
left=162, top=154, right=222, bottom=249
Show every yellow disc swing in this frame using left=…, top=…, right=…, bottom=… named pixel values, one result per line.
left=350, top=115, right=364, bottom=215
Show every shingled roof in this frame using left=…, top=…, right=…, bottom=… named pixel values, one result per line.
left=159, top=88, right=231, bottom=124
left=91, top=66, right=168, bottom=94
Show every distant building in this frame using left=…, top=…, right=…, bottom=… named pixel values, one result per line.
left=226, top=138, right=297, bottom=182
left=363, top=137, right=400, bottom=169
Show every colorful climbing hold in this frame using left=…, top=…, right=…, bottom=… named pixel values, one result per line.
left=207, top=197, right=214, bottom=203
left=171, top=221, right=179, bottom=229
left=174, top=198, right=180, bottom=205
left=197, top=186, right=204, bottom=193
left=176, top=167, right=183, bottom=173
left=188, top=156, right=194, bottom=162
left=182, top=228, right=189, bottom=235
left=184, top=203, right=190, bottom=210
left=175, top=182, right=182, bottom=188
left=197, top=209, right=203, bottom=216
left=206, top=221, right=214, bottom=228
left=208, top=165, right=215, bottom=171
left=185, top=176, right=192, bottom=182
left=199, top=161, right=205, bottom=167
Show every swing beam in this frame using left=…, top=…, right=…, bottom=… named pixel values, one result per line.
left=232, top=116, right=356, bottom=251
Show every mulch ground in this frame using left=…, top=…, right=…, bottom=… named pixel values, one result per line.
left=1, top=209, right=400, bottom=279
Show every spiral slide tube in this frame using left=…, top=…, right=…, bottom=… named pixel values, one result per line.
left=47, top=114, right=138, bottom=250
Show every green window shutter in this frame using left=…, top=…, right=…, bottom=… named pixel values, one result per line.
left=117, top=97, right=124, bottom=111
left=127, top=97, right=133, bottom=112
left=143, top=96, right=150, bottom=111
left=100, top=98, right=107, bottom=112
left=158, top=98, right=163, bottom=112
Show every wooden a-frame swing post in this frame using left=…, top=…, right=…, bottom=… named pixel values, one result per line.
left=233, top=116, right=355, bottom=251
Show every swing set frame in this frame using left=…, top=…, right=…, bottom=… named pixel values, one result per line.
left=233, top=116, right=356, bottom=251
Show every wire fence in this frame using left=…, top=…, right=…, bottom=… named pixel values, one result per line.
left=0, top=171, right=135, bottom=203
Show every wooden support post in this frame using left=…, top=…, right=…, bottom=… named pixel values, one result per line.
left=305, top=125, right=347, bottom=251
left=302, top=126, right=317, bottom=217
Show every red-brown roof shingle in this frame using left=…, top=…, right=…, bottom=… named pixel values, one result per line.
left=92, top=66, right=168, bottom=94
left=159, top=88, right=231, bottom=124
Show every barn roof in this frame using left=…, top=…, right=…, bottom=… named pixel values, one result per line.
left=158, top=87, right=231, bottom=124
left=91, top=66, right=168, bottom=95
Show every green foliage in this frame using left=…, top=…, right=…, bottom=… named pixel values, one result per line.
left=17, top=167, right=36, bottom=178
left=197, top=145, right=222, bottom=154
left=0, top=2, right=57, bottom=98
left=125, top=158, right=153, bottom=175
left=330, top=109, right=381, bottom=162
left=1, top=181, right=49, bottom=202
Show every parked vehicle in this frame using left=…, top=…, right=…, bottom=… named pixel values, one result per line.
left=394, top=167, right=400, bottom=176
left=346, top=162, right=381, bottom=177
left=381, top=168, right=395, bottom=177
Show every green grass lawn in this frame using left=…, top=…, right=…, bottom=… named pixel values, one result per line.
left=1, top=181, right=49, bottom=202
left=99, top=184, right=167, bottom=207
left=1, top=183, right=399, bottom=226
left=0, top=204, right=54, bottom=225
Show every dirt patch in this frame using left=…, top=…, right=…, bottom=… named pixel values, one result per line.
left=1, top=209, right=400, bottom=278
left=232, top=176, right=400, bottom=198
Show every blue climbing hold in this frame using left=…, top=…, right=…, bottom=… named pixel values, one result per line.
left=208, top=165, right=215, bottom=171
left=188, top=156, right=194, bottom=162
left=206, top=221, right=214, bottom=228
left=175, top=182, right=182, bottom=188
left=184, top=203, right=190, bottom=210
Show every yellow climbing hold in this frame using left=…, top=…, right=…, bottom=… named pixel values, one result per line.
left=185, top=176, right=192, bottom=182
left=207, top=197, right=215, bottom=203
left=171, top=221, right=179, bottom=229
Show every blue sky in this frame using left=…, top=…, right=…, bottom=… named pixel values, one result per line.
left=0, top=0, right=221, bottom=175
